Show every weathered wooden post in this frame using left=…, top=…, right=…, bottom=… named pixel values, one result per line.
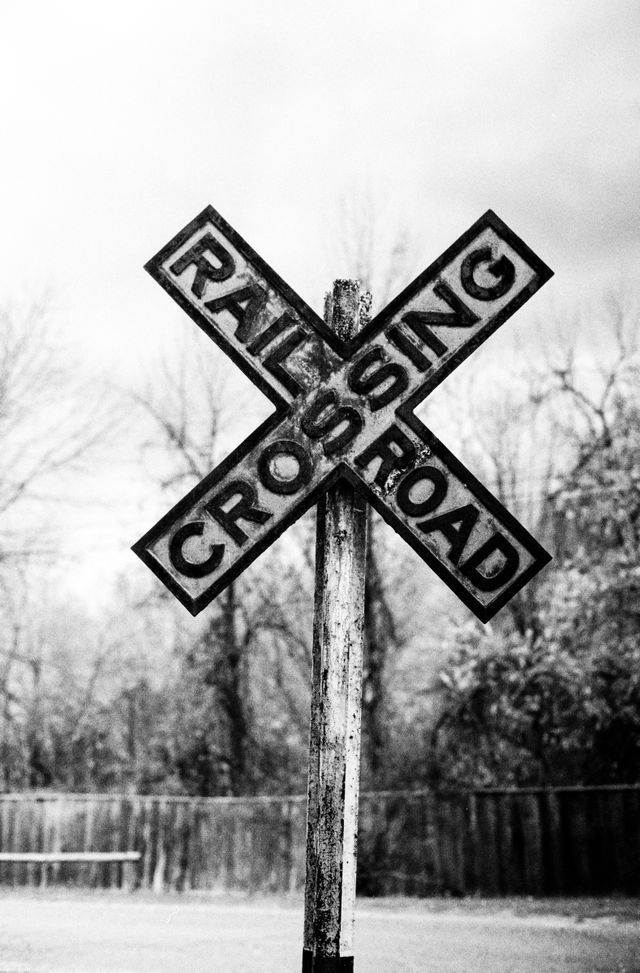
left=302, top=281, right=368, bottom=972
left=133, top=203, right=553, bottom=971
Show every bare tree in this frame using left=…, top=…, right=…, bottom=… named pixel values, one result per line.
left=0, top=297, right=124, bottom=787
left=0, top=300, right=120, bottom=562
left=132, top=329, right=314, bottom=794
left=331, top=188, right=422, bottom=313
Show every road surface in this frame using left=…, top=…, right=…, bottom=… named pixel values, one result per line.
left=0, top=892, right=637, bottom=972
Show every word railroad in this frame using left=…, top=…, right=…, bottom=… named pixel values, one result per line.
left=133, top=206, right=553, bottom=622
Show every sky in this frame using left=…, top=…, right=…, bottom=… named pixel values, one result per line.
left=1, top=0, right=639, bottom=611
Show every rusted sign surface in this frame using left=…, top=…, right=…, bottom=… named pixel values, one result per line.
left=133, top=206, right=553, bottom=622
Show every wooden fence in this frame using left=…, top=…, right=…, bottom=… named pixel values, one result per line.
left=0, top=787, right=638, bottom=896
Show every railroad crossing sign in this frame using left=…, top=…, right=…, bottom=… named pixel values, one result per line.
left=133, top=205, right=552, bottom=622
left=133, top=205, right=553, bottom=973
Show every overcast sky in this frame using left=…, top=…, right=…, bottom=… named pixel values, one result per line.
left=2, top=0, right=639, bottom=609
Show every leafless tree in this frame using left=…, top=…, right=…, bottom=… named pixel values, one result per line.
left=0, top=298, right=120, bottom=562
left=132, top=328, right=313, bottom=794
left=331, top=188, right=422, bottom=313
left=0, top=297, right=124, bottom=787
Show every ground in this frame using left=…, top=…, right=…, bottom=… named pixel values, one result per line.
left=0, top=891, right=637, bottom=972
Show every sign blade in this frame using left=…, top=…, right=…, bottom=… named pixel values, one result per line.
left=349, top=423, right=551, bottom=623
left=145, top=205, right=343, bottom=407
left=354, top=210, right=553, bottom=406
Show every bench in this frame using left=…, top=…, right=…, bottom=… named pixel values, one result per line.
left=0, top=852, right=141, bottom=888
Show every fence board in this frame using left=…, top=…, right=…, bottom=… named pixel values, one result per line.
left=520, top=793, right=544, bottom=896
left=495, top=791, right=511, bottom=894
left=462, top=793, right=478, bottom=893
left=541, top=791, right=563, bottom=894
left=609, top=789, right=627, bottom=893
left=187, top=802, right=199, bottom=891
left=477, top=794, right=500, bottom=895
left=427, top=792, right=442, bottom=895
left=566, top=791, right=591, bottom=893
left=624, top=788, right=640, bottom=895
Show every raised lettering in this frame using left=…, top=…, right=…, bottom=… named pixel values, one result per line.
left=348, top=346, right=409, bottom=411
left=461, top=247, right=515, bottom=301
left=460, top=532, right=520, bottom=591
left=168, top=521, right=225, bottom=577
left=258, top=440, right=313, bottom=495
left=354, top=424, right=416, bottom=489
left=301, top=389, right=363, bottom=457
left=205, top=283, right=268, bottom=342
left=247, top=311, right=296, bottom=355
left=417, top=503, right=479, bottom=564
left=409, top=279, right=479, bottom=331
left=387, top=323, right=436, bottom=371
left=170, top=233, right=236, bottom=298
left=396, top=466, right=447, bottom=516
left=263, top=329, right=308, bottom=397
left=205, top=480, right=271, bottom=545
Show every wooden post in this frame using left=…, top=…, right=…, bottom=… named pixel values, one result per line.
left=302, top=280, right=368, bottom=973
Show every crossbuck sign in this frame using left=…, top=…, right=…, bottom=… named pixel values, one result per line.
left=133, top=206, right=552, bottom=622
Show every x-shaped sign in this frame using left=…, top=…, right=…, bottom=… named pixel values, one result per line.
left=133, top=206, right=552, bottom=622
